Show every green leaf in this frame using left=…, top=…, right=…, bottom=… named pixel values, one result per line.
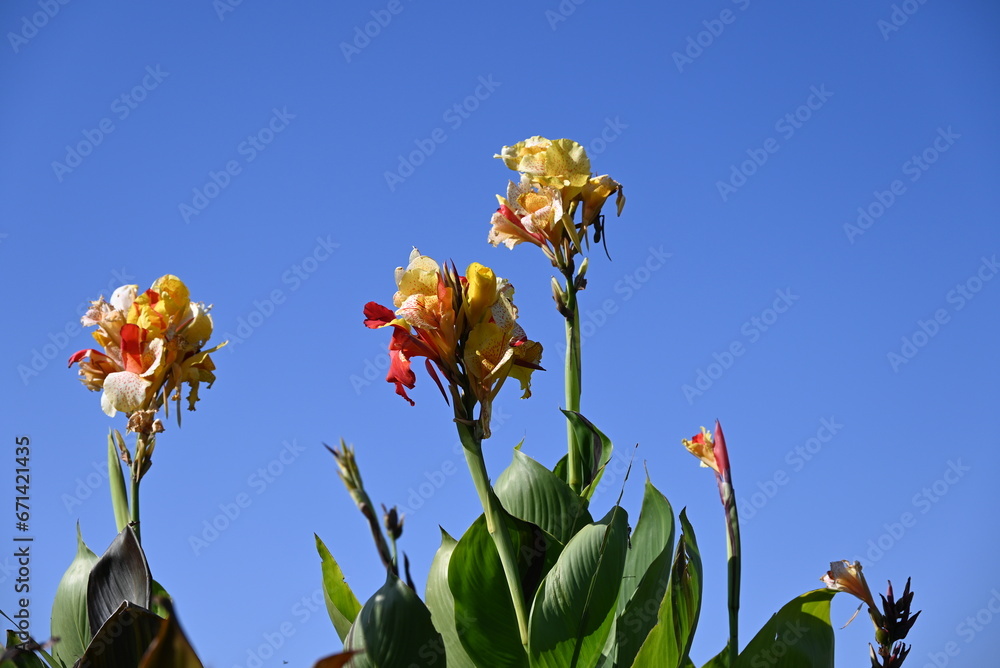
left=137, top=599, right=203, bottom=668
left=701, top=643, right=730, bottom=668
left=448, top=515, right=538, bottom=668
left=315, top=534, right=362, bottom=642
left=108, top=430, right=130, bottom=534
left=150, top=580, right=172, bottom=619
left=50, top=523, right=99, bottom=668
left=0, top=631, right=45, bottom=668
left=77, top=602, right=163, bottom=668
left=425, top=528, right=476, bottom=668
left=528, top=506, right=629, bottom=668
left=344, top=571, right=444, bottom=668
left=613, top=480, right=675, bottom=667
left=560, top=411, right=614, bottom=501
left=735, top=589, right=837, bottom=668
left=495, top=450, right=594, bottom=545
left=87, top=526, right=151, bottom=635
left=631, top=509, right=703, bottom=668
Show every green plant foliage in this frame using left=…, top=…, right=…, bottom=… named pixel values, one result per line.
left=87, top=527, right=150, bottom=636
left=735, top=589, right=837, bottom=668
left=495, top=449, right=593, bottom=544
left=136, top=599, right=203, bottom=668
left=558, top=411, right=614, bottom=501
left=344, top=572, right=444, bottom=668
left=315, top=534, right=362, bottom=642
left=76, top=602, right=163, bottom=668
left=612, top=480, right=676, bottom=667
left=631, top=509, right=703, bottom=668
left=425, top=529, right=476, bottom=668
left=50, top=524, right=99, bottom=668
left=527, top=506, right=629, bottom=668
left=108, top=430, right=130, bottom=534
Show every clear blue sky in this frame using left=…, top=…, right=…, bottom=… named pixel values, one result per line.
left=2, top=1, right=998, bottom=666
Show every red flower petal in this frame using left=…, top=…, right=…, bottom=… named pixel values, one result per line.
left=363, top=302, right=396, bottom=329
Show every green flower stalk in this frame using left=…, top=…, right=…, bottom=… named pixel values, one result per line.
left=683, top=420, right=741, bottom=664
left=487, top=136, right=624, bottom=494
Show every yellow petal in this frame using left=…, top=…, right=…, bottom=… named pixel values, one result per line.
left=464, top=263, right=497, bottom=326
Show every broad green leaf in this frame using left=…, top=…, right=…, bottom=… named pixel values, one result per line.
left=631, top=509, right=703, bottom=668
left=315, top=534, right=362, bottom=642
left=344, top=571, right=444, bottom=668
left=560, top=411, right=614, bottom=501
left=77, top=602, right=163, bottom=668
left=150, top=580, right=171, bottom=619
left=448, top=514, right=543, bottom=668
left=50, top=523, right=98, bottom=668
left=528, top=506, right=629, bottom=668
left=137, top=599, right=203, bottom=668
left=613, top=480, right=675, bottom=667
left=108, top=430, right=129, bottom=534
left=0, top=631, right=45, bottom=668
left=736, top=589, right=837, bottom=668
left=701, top=643, right=730, bottom=668
left=87, top=526, right=151, bottom=635
left=496, top=449, right=593, bottom=544
left=425, top=529, right=475, bottom=668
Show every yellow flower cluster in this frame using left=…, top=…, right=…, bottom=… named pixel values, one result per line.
left=69, top=275, right=224, bottom=424
left=365, top=250, right=542, bottom=437
left=489, top=136, right=625, bottom=265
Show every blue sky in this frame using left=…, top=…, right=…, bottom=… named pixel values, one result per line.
left=2, top=1, right=998, bottom=666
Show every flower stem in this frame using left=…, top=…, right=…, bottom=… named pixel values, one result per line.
left=129, top=469, right=141, bottom=545
left=720, top=480, right=741, bottom=663
left=563, top=276, right=582, bottom=494
left=457, top=421, right=529, bottom=646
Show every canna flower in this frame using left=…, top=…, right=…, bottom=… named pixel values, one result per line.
left=496, top=136, right=591, bottom=192
left=365, top=250, right=542, bottom=436
left=490, top=137, right=624, bottom=265
left=68, top=275, right=225, bottom=423
left=682, top=420, right=732, bottom=483
left=822, top=560, right=879, bottom=612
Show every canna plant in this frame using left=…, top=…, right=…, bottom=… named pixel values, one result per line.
left=316, top=137, right=919, bottom=668
left=2, top=275, right=224, bottom=667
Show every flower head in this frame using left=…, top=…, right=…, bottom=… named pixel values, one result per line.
left=490, top=137, right=624, bottom=267
left=68, top=275, right=225, bottom=426
left=822, top=560, right=879, bottom=612
left=365, top=250, right=542, bottom=436
left=682, top=420, right=731, bottom=482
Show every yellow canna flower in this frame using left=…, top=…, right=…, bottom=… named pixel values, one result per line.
left=496, top=137, right=591, bottom=191
left=69, top=275, right=225, bottom=426
left=822, top=560, right=879, bottom=612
